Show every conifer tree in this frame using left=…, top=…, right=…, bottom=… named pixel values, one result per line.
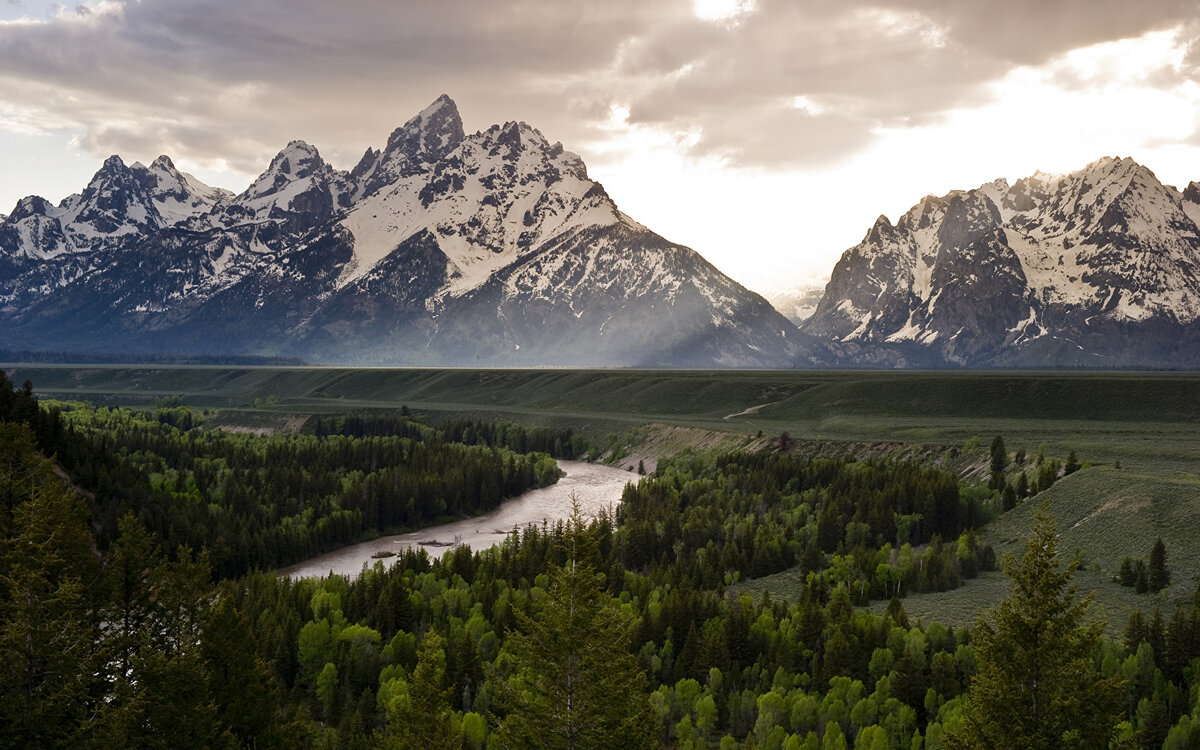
left=1147, top=538, right=1169, bottom=592
left=944, top=506, right=1124, bottom=750
left=493, top=503, right=657, bottom=750
left=385, top=630, right=461, bottom=750
left=989, top=436, right=1008, bottom=490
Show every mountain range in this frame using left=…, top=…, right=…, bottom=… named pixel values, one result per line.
left=0, top=96, right=809, bottom=367
left=2, top=96, right=1199, bottom=368
left=803, top=157, right=1200, bottom=367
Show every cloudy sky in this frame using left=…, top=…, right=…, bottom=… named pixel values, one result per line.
left=1, top=0, right=1199, bottom=294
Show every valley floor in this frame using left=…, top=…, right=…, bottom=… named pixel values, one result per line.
left=14, top=363, right=1200, bottom=630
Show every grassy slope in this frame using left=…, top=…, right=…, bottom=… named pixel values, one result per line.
left=12, top=364, right=1200, bottom=630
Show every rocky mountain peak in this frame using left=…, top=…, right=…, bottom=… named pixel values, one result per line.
left=217, top=140, right=346, bottom=228
left=9, top=195, right=53, bottom=221
left=936, top=190, right=1002, bottom=247
left=354, top=95, right=466, bottom=199
left=865, top=214, right=895, bottom=244
left=391, top=93, right=464, bottom=159
left=244, top=140, right=327, bottom=198
left=803, top=155, right=1200, bottom=367
left=69, top=154, right=160, bottom=235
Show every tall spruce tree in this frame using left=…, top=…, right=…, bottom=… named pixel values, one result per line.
left=1147, top=538, right=1169, bottom=592
left=989, top=436, right=1008, bottom=490
left=944, top=505, right=1124, bottom=750
left=384, top=630, right=462, bottom=750
left=493, top=503, right=657, bottom=750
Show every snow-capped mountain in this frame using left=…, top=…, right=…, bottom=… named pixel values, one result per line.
left=767, top=284, right=826, bottom=326
left=0, top=96, right=811, bottom=367
left=804, top=157, right=1200, bottom=367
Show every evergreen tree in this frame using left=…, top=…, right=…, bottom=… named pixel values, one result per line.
left=0, top=465, right=104, bottom=750
left=1015, top=472, right=1029, bottom=499
left=989, top=436, right=1008, bottom=490
left=493, top=505, right=657, bottom=750
left=1136, top=691, right=1169, bottom=750
left=1147, top=538, right=1169, bottom=592
left=384, top=630, right=461, bottom=750
left=944, top=506, right=1124, bottom=750
left=200, top=598, right=281, bottom=748
left=1001, top=482, right=1017, bottom=512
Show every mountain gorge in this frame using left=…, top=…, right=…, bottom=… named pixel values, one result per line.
left=0, top=96, right=809, bottom=367
left=803, top=157, right=1200, bottom=367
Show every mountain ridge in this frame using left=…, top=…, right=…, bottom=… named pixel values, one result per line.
left=0, top=95, right=813, bottom=368
left=801, top=156, right=1200, bottom=367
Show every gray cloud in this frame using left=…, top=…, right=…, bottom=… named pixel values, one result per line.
left=0, top=0, right=1194, bottom=184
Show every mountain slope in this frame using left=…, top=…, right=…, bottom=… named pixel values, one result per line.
left=804, top=157, right=1200, bottom=367
left=0, top=96, right=811, bottom=367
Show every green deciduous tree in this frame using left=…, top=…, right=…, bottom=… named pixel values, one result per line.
left=944, top=505, right=1124, bottom=750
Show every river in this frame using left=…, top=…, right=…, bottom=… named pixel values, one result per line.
left=277, top=460, right=637, bottom=579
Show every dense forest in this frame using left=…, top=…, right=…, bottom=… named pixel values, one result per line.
left=48, top=405, right=565, bottom=578
left=3, top=373, right=1200, bottom=748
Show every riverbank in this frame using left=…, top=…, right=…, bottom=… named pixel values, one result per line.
left=277, top=460, right=636, bottom=579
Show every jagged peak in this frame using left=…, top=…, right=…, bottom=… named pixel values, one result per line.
left=273, top=139, right=323, bottom=166
left=84, top=154, right=133, bottom=186
left=240, top=140, right=329, bottom=200
left=383, top=94, right=465, bottom=157
left=350, top=147, right=380, bottom=179
left=864, top=214, right=896, bottom=245
left=9, top=194, right=54, bottom=221
left=150, top=154, right=177, bottom=171
left=416, top=93, right=459, bottom=123
left=352, top=95, right=466, bottom=198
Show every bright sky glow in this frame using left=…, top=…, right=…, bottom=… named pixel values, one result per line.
left=692, top=0, right=754, bottom=23
left=587, top=25, right=1200, bottom=292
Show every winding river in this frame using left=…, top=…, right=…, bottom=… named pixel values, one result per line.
left=277, top=461, right=637, bottom=579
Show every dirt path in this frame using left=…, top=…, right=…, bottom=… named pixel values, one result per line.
left=723, top=401, right=779, bottom=419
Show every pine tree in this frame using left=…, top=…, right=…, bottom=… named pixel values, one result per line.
left=1016, top=472, right=1030, bottom=498
left=943, top=506, right=1124, bottom=750
left=200, top=597, right=280, bottom=748
left=385, top=630, right=461, bottom=750
left=493, top=504, right=657, bottom=750
left=0, top=474, right=104, bottom=749
left=1147, top=538, right=1169, bottom=592
left=989, top=436, right=1008, bottom=490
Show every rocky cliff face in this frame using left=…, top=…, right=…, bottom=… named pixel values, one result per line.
left=804, top=157, right=1200, bottom=367
left=0, top=96, right=812, bottom=367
